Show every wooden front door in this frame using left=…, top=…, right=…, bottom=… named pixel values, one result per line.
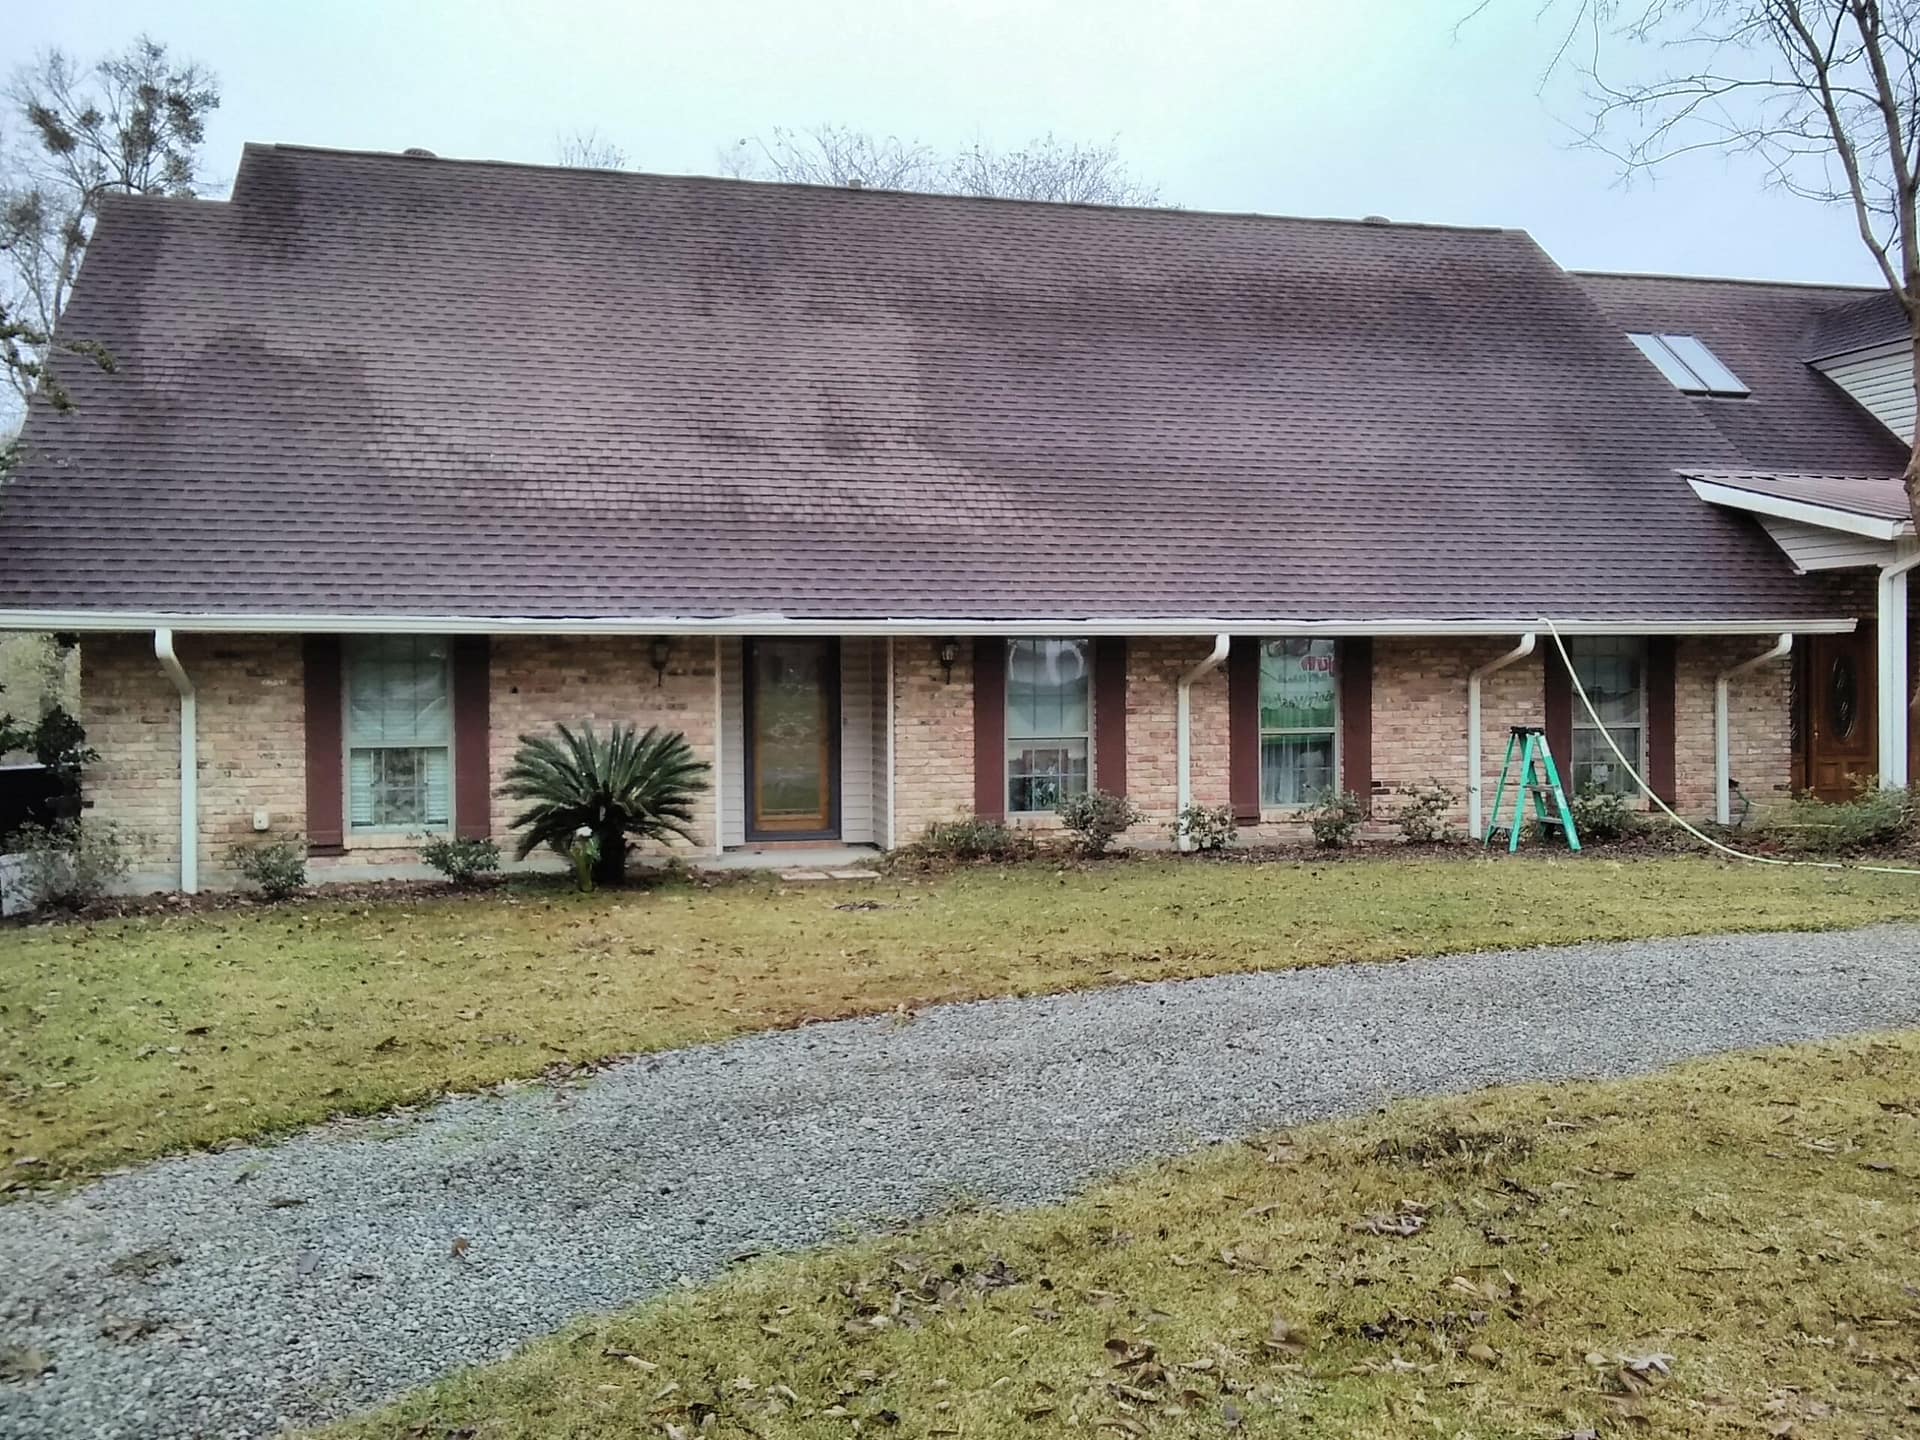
left=1803, top=628, right=1876, bottom=802
left=745, top=638, right=840, bottom=839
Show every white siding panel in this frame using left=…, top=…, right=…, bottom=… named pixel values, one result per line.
left=1818, top=342, right=1915, bottom=442
left=719, top=638, right=746, bottom=848
left=1757, top=516, right=1900, bottom=572
left=840, top=639, right=876, bottom=844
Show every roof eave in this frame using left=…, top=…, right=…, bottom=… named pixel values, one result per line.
left=1687, top=477, right=1913, bottom=541
left=0, top=609, right=1861, bottom=637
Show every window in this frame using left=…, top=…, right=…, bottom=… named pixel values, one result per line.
left=1567, top=636, right=1645, bottom=796
left=1626, top=332, right=1750, bottom=397
left=346, top=636, right=452, bottom=831
left=1259, top=639, right=1337, bottom=807
left=1006, top=639, right=1090, bottom=813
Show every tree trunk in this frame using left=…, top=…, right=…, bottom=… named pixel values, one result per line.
left=591, top=827, right=628, bottom=887
left=1907, top=310, right=1920, bottom=533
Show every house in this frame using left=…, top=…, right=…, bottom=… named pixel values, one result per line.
left=0, top=143, right=1912, bottom=893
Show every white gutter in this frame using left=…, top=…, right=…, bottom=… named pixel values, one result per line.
left=1715, top=634, right=1792, bottom=825
left=0, top=610, right=1862, bottom=638
left=152, top=629, right=198, bottom=894
left=1466, top=633, right=1535, bottom=839
left=1175, top=635, right=1230, bottom=850
left=1878, top=549, right=1920, bottom=788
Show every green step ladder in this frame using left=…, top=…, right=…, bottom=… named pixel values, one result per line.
left=1483, top=726, right=1582, bottom=853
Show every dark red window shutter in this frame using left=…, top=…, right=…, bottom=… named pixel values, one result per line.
left=973, top=638, right=1007, bottom=821
left=1093, top=638, right=1128, bottom=798
left=303, top=635, right=345, bottom=853
left=1544, top=644, right=1573, bottom=775
left=1339, top=637, right=1373, bottom=807
left=452, top=635, right=492, bottom=839
left=1228, top=638, right=1261, bottom=823
left=1646, top=637, right=1677, bottom=806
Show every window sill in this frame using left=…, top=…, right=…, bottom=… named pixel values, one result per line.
left=345, top=830, right=447, bottom=852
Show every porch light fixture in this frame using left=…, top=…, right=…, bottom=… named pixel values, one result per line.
left=649, top=637, right=671, bottom=686
left=938, top=638, right=959, bottom=683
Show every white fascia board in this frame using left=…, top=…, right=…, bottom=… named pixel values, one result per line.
left=1688, top=478, right=1910, bottom=542
left=0, top=609, right=1860, bottom=636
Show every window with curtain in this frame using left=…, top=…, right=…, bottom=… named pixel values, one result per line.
left=1568, top=636, right=1645, bottom=796
left=1006, top=638, right=1090, bottom=813
left=346, top=636, right=452, bottom=831
left=1259, top=639, right=1337, bottom=806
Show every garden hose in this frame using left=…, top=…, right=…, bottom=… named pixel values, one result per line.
left=1540, top=617, right=1920, bottom=878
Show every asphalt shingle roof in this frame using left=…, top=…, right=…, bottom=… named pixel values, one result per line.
left=0, top=145, right=1892, bottom=625
left=1576, top=271, right=1907, bottom=478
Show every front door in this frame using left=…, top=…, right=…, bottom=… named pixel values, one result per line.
left=1803, top=628, right=1876, bottom=802
left=745, top=638, right=840, bottom=839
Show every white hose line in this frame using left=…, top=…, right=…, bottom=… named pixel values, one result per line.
left=1539, top=617, right=1920, bottom=878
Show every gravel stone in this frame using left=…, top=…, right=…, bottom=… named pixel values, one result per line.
left=3, top=922, right=1918, bottom=1438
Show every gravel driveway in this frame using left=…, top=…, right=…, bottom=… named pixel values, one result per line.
left=4, top=922, right=1919, bottom=1439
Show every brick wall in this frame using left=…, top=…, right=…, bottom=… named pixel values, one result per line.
left=80, top=632, right=723, bottom=891
left=1675, top=637, right=1793, bottom=817
left=81, top=633, right=307, bottom=886
left=488, top=636, right=718, bottom=856
left=77, top=627, right=1809, bottom=892
left=880, top=634, right=1794, bottom=846
left=890, top=636, right=975, bottom=841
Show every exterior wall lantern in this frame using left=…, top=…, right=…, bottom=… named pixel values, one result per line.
left=938, top=638, right=959, bottom=684
left=649, top=637, right=671, bottom=686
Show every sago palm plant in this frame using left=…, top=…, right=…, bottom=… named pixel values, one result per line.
left=499, top=721, right=710, bottom=887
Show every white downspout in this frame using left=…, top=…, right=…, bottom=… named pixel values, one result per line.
left=153, top=629, right=198, bottom=894
left=711, top=636, right=725, bottom=859
left=1878, top=550, right=1920, bottom=789
left=1716, top=634, right=1792, bottom=825
left=1467, top=633, right=1535, bottom=840
left=1176, top=635, right=1230, bottom=850
left=883, top=636, right=896, bottom=850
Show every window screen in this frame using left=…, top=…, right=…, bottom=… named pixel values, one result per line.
left=1006, top=639, right=1090, bottom=814
left=1259, top=638, right=1338, bottom=807
left=345, top=636, right=452, bottom=830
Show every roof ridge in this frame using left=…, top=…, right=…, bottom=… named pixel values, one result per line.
left=239, top=141, right=1521, bottom=237
left=1575, top=267, right=1882, bottom=294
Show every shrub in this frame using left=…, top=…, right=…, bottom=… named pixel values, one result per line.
left=1171, top=802, right=1237, bottom=852
left=230, top=835, right=307, bottom=900
left=1306, top=787, right=1366, bottom=848
left=500, top=722, right=711, bottom=887
left=1057, top=788, right=1145, bottom=855
left=6, top=818, right=130, bottom=910
left=1393, top=779, right=1457, bottom=845
left=1567, top=784, right=1644, bottom=845
left=1757, top=783, right=1912, bottom=856
left=917, top=816, right=1035, bottom=862
left=419, top=833, right=501, bottom=885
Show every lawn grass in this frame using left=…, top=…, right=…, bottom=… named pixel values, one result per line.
left=5, top=853, right=1920, bottom=1188
left=321, top=1031, right=1920, bottom=1440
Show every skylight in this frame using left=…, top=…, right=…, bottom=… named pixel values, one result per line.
left=1627, top=332, right=1751, bottom=398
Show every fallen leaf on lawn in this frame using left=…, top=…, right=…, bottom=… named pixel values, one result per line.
left=601, top=1347, right=657, bottom=1371
left=1263, top=1315, right=1308, bottom=1357
left=1355, top=1209, right=1428, bottom=1238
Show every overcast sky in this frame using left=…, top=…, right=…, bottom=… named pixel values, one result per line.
left=5, top=0, right=1885, bottom=286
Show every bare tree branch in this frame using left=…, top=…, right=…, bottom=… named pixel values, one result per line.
left=555, top=127, right=629, bottom=170
left=1480, top=1, right=1920, bottom=522
left=717, top=124, right=1162, bottom=205
left=1, top=34, right=217, bottom=412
